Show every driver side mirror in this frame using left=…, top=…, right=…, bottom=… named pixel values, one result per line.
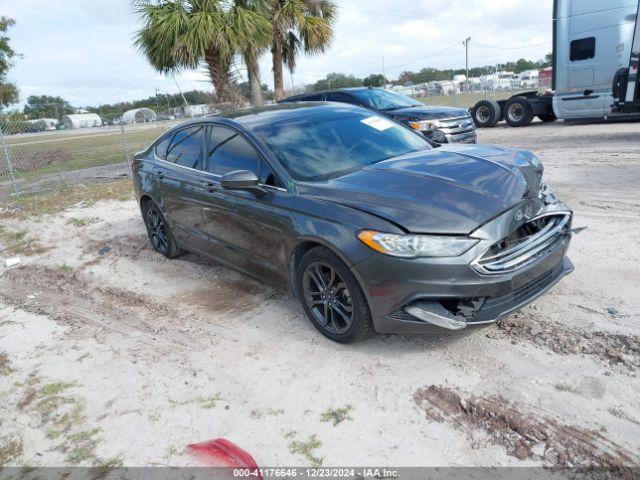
left=221, top=170, right=266, bottom=195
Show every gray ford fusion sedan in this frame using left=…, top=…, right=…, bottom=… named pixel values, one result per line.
left=132, top=102, right=574, bottom=343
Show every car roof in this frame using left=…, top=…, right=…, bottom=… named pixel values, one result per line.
left=176, top=102, right=366, bottom=130
left=283, top=87, right=376, bottom=100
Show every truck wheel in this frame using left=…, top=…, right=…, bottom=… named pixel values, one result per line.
left=471, top=100, right=501, bottom=127
left=504, top=97, right=534, bottom=127
left=537, top=111, right=557, bottom=122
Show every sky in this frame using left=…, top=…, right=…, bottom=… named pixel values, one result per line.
left=2, top=0, right=553, bottom=108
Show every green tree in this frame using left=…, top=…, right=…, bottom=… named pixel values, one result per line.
left=134, top=0, right=271, bottom=105
left=23, top=95, right=74, bottom=120
left=311, top=72, right=362, bottom=91
left=0, top=17, right=20, bottom=109
left=513, top=58, right=538, bottom=74
left=267, top=0, right=337, bottom=101
left=363, top=74, right=386, bottom=88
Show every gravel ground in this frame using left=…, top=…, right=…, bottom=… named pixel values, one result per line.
left=0, top=120, right=638, bottom=470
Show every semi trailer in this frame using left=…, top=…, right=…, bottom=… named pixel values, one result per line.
left=471, top=0, right=640, bottom=128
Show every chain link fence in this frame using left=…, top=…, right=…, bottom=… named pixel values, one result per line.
left=0, top=107, right=216, bottom=199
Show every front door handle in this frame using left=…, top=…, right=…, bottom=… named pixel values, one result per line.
left=202, top=181, right=218, bottom=193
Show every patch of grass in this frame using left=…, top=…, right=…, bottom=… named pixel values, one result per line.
left=91, top=456, right=124, bottom=478
left=60, top=263, right=73, bottom=273
left=165, top=444, right=184, bottom=460
left=147, top=411, right=161, bottom=423
left=288, top=435, right=323, bottom=467
left=39, top=381, right=76, bottom=396
left=283, top=430, right=296, bottom=439
left=0, top=225, right=44, bottom=256
left=0, top=178, right=134, bottom=220
left=0, top=353, right=13, bottom=376
left=319, top=405, right=353, bottom=426
left=0, top=436, right=23, bottom=466
left=66, top=444, right=95, bottom=465
left=169, top=393, right=223, bottom=409
left=66, top=217, right=98, bottom=228
left=64, top=428, right=102, bottom=465
left=67, top=427, right=101, bottom=443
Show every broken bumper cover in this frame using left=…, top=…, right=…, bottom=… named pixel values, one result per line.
left=352, top=201, right=574, bottom=334
left=402, top=257, right=573, bottom=331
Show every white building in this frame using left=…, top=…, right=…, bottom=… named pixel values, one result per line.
left=61, top=113, right=102, bottom=129
left=121, top=108, right=157, bottom=124
left=26, top=118, right=59, bottom=131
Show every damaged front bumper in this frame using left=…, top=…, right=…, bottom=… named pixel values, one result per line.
left=352, top=198, right=574, bottom=334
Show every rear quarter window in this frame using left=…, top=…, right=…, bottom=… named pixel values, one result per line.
left=155, top=135, right=172, bottom=160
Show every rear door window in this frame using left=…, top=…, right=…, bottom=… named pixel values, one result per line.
left=155, top=135, right=172, bottom=160
left=166, top=126, right=204, bottom=169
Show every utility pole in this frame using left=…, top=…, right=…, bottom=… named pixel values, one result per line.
left=463, top=37, right=471, bottom=93
left=382, top=56, right=386, bottom=85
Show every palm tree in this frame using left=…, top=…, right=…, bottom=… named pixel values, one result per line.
left=267, top=0, right=337, bottom=101
left=236, top=0, right=271, bottom=106
left=134, top=0, right=271, bottom=105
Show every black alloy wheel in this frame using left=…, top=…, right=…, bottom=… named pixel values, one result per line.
left=296, top=246, right=372, bottom=343
left=147, top=207, right=168, bottom=254
left=142, top=200, right=182, bottom=258
left=303, top=261, right=354, bottom=335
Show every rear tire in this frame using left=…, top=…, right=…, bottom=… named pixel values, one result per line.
left=504, top=97, right=534, bottom=127
left=296, top=246, right=373, bottom=343
left=142, top=200, right=182, bottom=258
left=471, top=99, right=501, bottom=127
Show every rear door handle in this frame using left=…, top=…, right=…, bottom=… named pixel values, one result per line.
left=153, top=168, right=165, bottom=179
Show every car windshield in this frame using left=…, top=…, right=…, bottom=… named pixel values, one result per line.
left=350, top=89, right=422, bottom=111
left=250, top=107, right=431, bottom=182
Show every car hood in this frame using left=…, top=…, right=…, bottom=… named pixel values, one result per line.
left=385, top=105, right=469, bottom=120
left=300, top=144, right=544, bottom=235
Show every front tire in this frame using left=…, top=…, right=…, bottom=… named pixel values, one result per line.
left=142, top=200, right=182, bottom=258
left=296, top=247, right=373, bottom=343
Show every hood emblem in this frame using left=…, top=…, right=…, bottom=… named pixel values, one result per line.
left=515, top=210, right=524, bottom=221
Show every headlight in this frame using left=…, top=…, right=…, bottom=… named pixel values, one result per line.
left=408, top=119, right=441, bottom=131
left=357, top=230, right=478, bottom=258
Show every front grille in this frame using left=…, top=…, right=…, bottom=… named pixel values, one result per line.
left=473, top=213, right=571, bottom=275
left=437, top=116, right=476, bottom=135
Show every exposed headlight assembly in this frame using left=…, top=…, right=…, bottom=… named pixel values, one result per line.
left=357, top=230, right=478, bottom=258
left=408, top=119, right=441, bottom=131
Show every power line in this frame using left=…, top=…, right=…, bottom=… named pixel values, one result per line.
left=472, top=41, right=552, bottom=50
left=384, top=43, right=461, bottom=72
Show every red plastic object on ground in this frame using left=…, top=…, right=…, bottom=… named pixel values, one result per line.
left=187, top=438, right=261, bottom=479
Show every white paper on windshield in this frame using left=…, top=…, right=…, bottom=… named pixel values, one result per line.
left=361, top=116, right=395, bottom=131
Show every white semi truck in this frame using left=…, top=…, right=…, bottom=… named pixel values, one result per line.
left=471, top=0, right=640, bottom=127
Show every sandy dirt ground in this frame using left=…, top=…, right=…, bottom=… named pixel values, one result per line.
left=0, top=120, right=639, bottom=470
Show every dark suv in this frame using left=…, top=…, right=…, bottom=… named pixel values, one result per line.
left=132, top=103, right=573, bottom=343
left=280, top=87, right=477, bottom=144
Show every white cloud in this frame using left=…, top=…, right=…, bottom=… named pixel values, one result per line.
left=3, top=0, right=554, bottom=106
left=391, top=20, right=440, bottom=39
